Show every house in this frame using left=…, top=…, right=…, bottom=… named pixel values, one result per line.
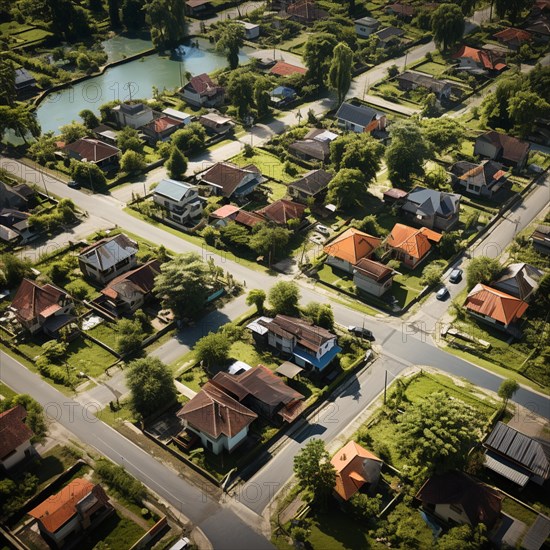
left=483, top=422, right=550, bottom=487
left=14, top=68, right=36, bottom=95
left=236, top=20, right=260, bottom=40
left=288, top=129, right=337, bottom=163
left=256, top=199, right=306, bottom=226
left=199, top=112, right=235, bottom=135
left=78, top=233, right=138, bottom=284
left=141, top=115, right=186, bottom=144
left=525, top=14, right=550, bottom=42
left=288, top=169, right=333, bottom=202
left=162, top=108, right=194, bottom=125
left=0, top=181, right=33, bottom=210
left=336, top=102, right=387, bottom=135
left=374, top=26, right=406, bottom=47
left=200, top=162, right=265, bottom=199
left=10, top=279, right=76, bottom=337
left=385, top=3, right=415, bottom=21
left=180, top=73, right=224, bottom=107
left=401, top=186, right=461, bottom=231
left=209, top=204, right=241, bottom=227
left=354, top=17, right=380, bottom=38
left=29, top=478, right=113, bottom=549
left=249, top=314, right=341, bottom=372
left=112, top=102, right=154, bottom=129
left=531, top=225, right=550, bottom=255
left=464, top=284, right=529, bottom=334
left=387, top=223, right=440, bottom=268
left=416, top=471, right=503, bottom=529
left=100, top=259, right=161, bottom=315
left=0, top=209, right=32, bottom=243
left=286, top=0, right=328, bottom=23
left=177, top=382, right=257, bottom=455
left=353, top=258, right=394, bottom=297
left=452, top=45, right=507, bottom=74
left=396, top=71, right=452, bottom=100
left=184, top=0, right=212, bottom=17
left=492, top=263, right=543, bottom=301
left=474, top=131, right=530, bottom=169
left=269, top=86, right=297, bottom=107
left=494, top=27, right=533, bottom=50
left=210, top=365, right=305, bottom=422
left=93, top=124, right=118, bottom=146
left=452, top=159, right=508, bottom=198
left=324, top=228, right=381, bottom=274
left=269, top=61, right=307, bottom=77
left=0, top=405, right=34, bottom=471
left=63, top=138, right=121, bottom=169
left=234, top=210, right=265, bottom=228
left=153, top=178, right=203, bottom=226
left=331, top=441, right=383, bottom=501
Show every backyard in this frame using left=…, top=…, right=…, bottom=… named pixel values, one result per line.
left=230, top=148, right=305, bottom=184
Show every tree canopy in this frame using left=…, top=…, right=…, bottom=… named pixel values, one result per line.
left=431, top=3, right=465, bottom=52
left=249, top=224, right=291, bottom=265
left=268, top=281, right=300, bottom=315
left=498, top=378, right=520, bottom=406
left=144, top=0, right=186, bottom=50
left=330, top=133, right=383, bottom=179
left=328, top=42, right=354, bottom=103
left=326, top=168, right=368, bottom=209
left=194, top=332, right=231, bottom=370
left=216, top=22, right=245, bottom=70
left=226, top=69, right=256, bottom=119
left=421, top=117, right=464, bottom=152
left=166, top=147, right=188, bottom=180
left=466, top=256, right=502, bottom=290
left=303, top=33, right=338, bottom=88
left=246, top=289, right=266, bottom=313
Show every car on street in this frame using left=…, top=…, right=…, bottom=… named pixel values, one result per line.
left=436, top=287, right=450, bottom=301
left=315, top=224, right=330, bottom=235
left=449, top=268, right=463, bottom=283
left=67, top=180, right=81, bottom=189
left=348, top=326, right=375, bottom=340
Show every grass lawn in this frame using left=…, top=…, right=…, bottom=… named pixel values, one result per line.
left=66, top=337, right=119, bottom=377
left=31, top=445, right=81, bottom=491
left=413, top=61, right=448, bottom=77
left=86, top=321, right=119, bottom=350
left=230, top=149, right=304, bottom=184
left=0, top=382, right=17, bottom=400
left=97, top=401, right=135, bottom=427
left=85, top=512, right=146, bottom=550
left=502, top=497, right=539, bottom=528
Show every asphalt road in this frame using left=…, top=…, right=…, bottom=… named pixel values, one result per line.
left=0, top=349, right=273, bottom=550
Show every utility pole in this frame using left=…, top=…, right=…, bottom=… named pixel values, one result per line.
left=384, top=370, right=388, bottom=404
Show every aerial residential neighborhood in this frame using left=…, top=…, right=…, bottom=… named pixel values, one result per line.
left=0, top=0, right=549, bottom=549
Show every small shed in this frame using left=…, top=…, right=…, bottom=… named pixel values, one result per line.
left=275, top=361, right=304, bottom=379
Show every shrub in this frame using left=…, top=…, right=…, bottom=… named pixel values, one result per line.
left=95, top=459, right=146, bottom=504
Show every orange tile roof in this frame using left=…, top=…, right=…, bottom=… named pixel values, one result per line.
left=256, top=199, right=306, bottom=225
left=29, top=478, right=95, bottom=533
left=494, top=27, right=532, bottom=43
left=387, top=223, right=432, bottom=259
left=0, top=405, right=33, bottom=460
left=270, top=61, right=307, bottom=77
left=464, top=284, right=528, bottom=325
left=331, top=441, right=382, bottom=501
left=324, top=228, right=381, bottom=264
left=452, top=45, right=507, bottom=71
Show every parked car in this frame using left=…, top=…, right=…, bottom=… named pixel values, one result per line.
left=315, top=224, right=330, bottom=235
left=67, top=180, right=81, bottom=189
left=348, top=326, right=375, bottom=340
left=436, top=287, right=450, bottom=301
left=449, top=268, right=463, bottom=283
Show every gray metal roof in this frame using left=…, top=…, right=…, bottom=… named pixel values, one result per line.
left=484, top=422, right=550, bottom=480
left=484, top=450, right=530, bottom=487
left=522, top=514, right=550, bottom=550
left=155, top=179, right=196, bottom=202
left=407, top=186, right=461, bottom=217
left=336, top=102, right=383, bottom=128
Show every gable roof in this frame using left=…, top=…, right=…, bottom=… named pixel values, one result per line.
left=324, top=228, right=381, bottom=264
left=331, top=441, right=382, bottom=501
left=14, top=67, right=35, bottom=88
left=493, top=263, right=543, bottom=300
left=11, top=279, right=70, bottom=322
left=101, top=259, right=161, bottom=300
left=464, top=284, right=529, bottom=325
left=476, top=131, right=530, bottom=164
left=494, top=27, right=533, bottom=44
left=0, top=181, right=29, bottom=209
left=63, top=138, right=120, bottom=163
left=177, top=383, right=257, bottom=439
left=416, top=471, right=503, bottom=528
left=200, top=162, right=262, bottom=198
left=270, top=86, right=296, bottom=99
left=397, top=71, right=451, bottom=93
left=406, top=186, right=461, bottom=217
left=0, top=405, right=33, bottom=460
left=142, top=115, right=183, bottom=134
left=457, top=160, right=508, bottom=189
left=256, top=199, right=306, bottom=225
left=387, top=223, right=434, bottom=259
left=289, top=139, right=330, bottom=161
left=234, top=210, right=265, bottom=228
left=336, top=102, right=384, bottom=127
left=452, top=45, right=507, bottom=71
left=484, top=422, right=550, bottom=479
left=289, top=169, right=333, bottom=194
left=185, top=73, right=222, bottom=97
left=211, top=204, right=240, bottom=219
left=270, top=61, right=307, bottom=77
left=353, top=258, right=393, bottom=282
left=375, top=26, right=405, bottom=41
left=154, top=179, right=197, bottom=202
left=79, top=233, right=138, bottom=272
left=29, top=478, right=106, bottom=533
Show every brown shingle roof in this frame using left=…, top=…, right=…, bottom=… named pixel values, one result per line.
left=477, top=131, right=530, bottom=164
left=201, top=162, right=261, bottom=198
left=256, top=199, right=306, bottom=225
left=464, top=284, right=529, bottom=325
left=63, top=138, right=120, bottom=163
left=494, top=27, right=533, bottom=44
left=234, top=210, right=265, bottom=228
left=353, top=258, right=393, bottom=282
left=101, top=259, right=161, bottom=300
left=11, top=279, right=69, bottom=322
left=0, top=405, right=33, bottom=460
left=289, top=169, right=333, bottom=195
left=324, top=228, right=381, bottom=264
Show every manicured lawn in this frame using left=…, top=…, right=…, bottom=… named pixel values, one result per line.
left=0, top=382, right=17, bottom=400
left=413, top=61, right=448, bottom=77
left=86, top=321, right=119, bottom=350
left=230, top=149, right=304, bottom=184
left=97, top=401, right=136, bottom=427
left=66, top=337, right=120, bottom=377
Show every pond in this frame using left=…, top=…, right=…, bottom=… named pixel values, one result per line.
left=36, top=36, right=251, bottom=134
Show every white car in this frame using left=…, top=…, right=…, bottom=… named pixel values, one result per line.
left=315, top=224, right=330, bottom=235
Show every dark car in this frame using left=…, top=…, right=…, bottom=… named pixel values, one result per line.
left=67, top=180, right=81, bottom=189
left=449, top=268, right=463, bottom=284
left=436, top=287, right=450, bottom=301
left=348, top=326, right=375, bottom=340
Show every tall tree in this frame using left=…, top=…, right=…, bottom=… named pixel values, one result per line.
left=268, top=281, right=300, bottom=315
left=0, top=58, right=16, bottom=106
left=328, top=42, right=354, bottom=104
left=126, top=357, right=177, bottom=418
left=79, top=109, right=100, bottom=129
left=246, top=289, right=266, bottom=313
left=466, top=256, right=502, bottom=289
left=226, top=69, right=256, bottom=119
left=303, top=33, right=338, bottom=88
left=498, top=378, right=520, bottom=407
left=326, top=168, right=369, bottom=209
left=330, top=133, right=383, bottom=179
left=431, top=3, right=465, bottom=52
left=60, top=122, right=88, bottom=143
left=508, top=91, right=550, bottom=138
left=194, top=332, right=231, bottom=370
left=495, top=0, right=530, bottom=24
left=108, top=0, right=121, bottom=27
left=166, top=147, right=188, bottom=180
left=254, top=76, right=272, bottom=118
left=145, top=0, right=186, bottom=49
left=421, top=117, right=465, bottom=152
left=0, top=105, right=41, bottom=144
left=122, top=0, right=146, bottom=30
left=249, top=224, right=291, bottom=265
left=216, top=22, right=245, bottom=70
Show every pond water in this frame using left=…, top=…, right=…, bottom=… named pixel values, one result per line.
left=36, top=36, right=251, bottom=134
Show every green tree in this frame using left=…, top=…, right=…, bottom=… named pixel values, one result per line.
left=268, top=281, right=300, bottom=315
left=108, top=0, right=121, bottom=27
left=0, top=394, right=48, bottom=442
left=226, top=69, right=256, bottom=119
left=145, top=0, right=186, bottom=50
left=120, top=150, right=146, bottom=173
left=421, top=92, right=439, bottom=117
left=421, top=261, right=445, bottom=287
left=28, top=132, right=58, bottom=164
left=153, top=253, right=213, bottom=319
left=481, top=75, right=523, bottom=129
left=216, top=22, right=245, bottom=70
left=303, top=33, right=338, bottom=88
left=421, top=117, right=464, bottom=152
left=326, top=168, right=368, bottom=209
left=302, top=302, right=334, bottom=330
left=508, top=91, right=550, bottom=138
left=495, top=0, right=530, bottom=24
left=397, top=391, right=483, bottom=474
left=166, top=147, right=187, bottom=180
left=431, top=3, right=465, bottom=52
left=70, top=161, right=107, bottom=190
left=249, top=224, right=291, bottom=265
left=331, top=133, right=383, bottom=179
left=328, top=42, right=354, bottom=103
left=0, top=58, right=16, bottom=106
left=60, top=121, right=88, bottom=143
left=171, top=122, right=206, bottom=154
left=122, top=0, right=146, bottom=30
left=498, top=378, right=520, bottom=407
left=116, top=318, right=144, bottom=356
left=385, top=121, right=431, bottom=185
left=126, top=357, right=177, bottom=418
left=194, top=332, right=231, bottom=370
left=466, top=256, right=502, bottom=290
left=347, top=493, right=382, bottom=525
left=246, top=289, right=266, bottom=313
left=0, top=254, right=32, bottom=288
left=293, top=439, right=336, bottom=505
left=117, top=126, right=142, bottom=152
left=438, top=524, right=488, bottom=550
left=254, top=76, right=272, bottom=118
left=79, top=109, right=100, bottom=129
left=0, top=105, right=41, bottom=144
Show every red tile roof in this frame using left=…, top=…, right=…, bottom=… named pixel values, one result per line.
left=331, top=441, right=382, bottom=501
left=386, top=3, right=415, bottom=17
left=256, top=199, right=306, bottom=225
left=0, top=405, right=33, bottom=460
left=234, top=210, right=265, bottom=228
left=187, top=73, right=222, bottom=97
left=353, top=258, right=393, bottom=282
left=452, top=45, right=507, bottom=71
left=464, top=284, right=528, bottom=325
left=494, top=27, right=533, bottom=44
left=143, top=116, right=183, bottom=134
left=63, top=138, right=120, bottom=164
left=211, top=204, right=240, bottom=219
left=101, top=259, right=161, bottom=300
left=270, top=61, right=307, bottom=77
left=11, top=279, right=69, bottom=322
left=324, top=228, right=381, bottom=265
